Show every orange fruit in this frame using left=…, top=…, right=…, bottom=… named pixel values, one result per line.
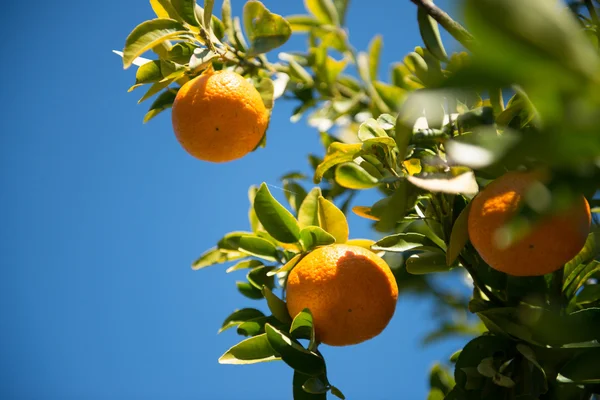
left=286, top=244, right=398, bottom=346
left=171, top=70, right=268, bottom=163
left=468, top=170, right=591, bottom=276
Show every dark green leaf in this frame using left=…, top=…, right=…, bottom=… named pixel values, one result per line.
left=406, top=250, right=452, bottom=274
left=236, top=281, right=264, bottom=300
left=218, top=333, right=279, bottom=364
left=446, top=203, right=471, bottom=266
left=283, top=181, right=308, bottom=214
left=294, top=371, right=326, bottom=400
left=262, top=286, right=292, bottom=323
left=243, top=1, right=292, bottom=56
left=237, top=316, right=278, bottom=337
left=171, top=0, right=199, bottom=26
left=265, top=323, right=325, bottom=376
left=219, top=308, right=266, bottom=333
left=247, top=265, right=275, bottom=290
left=558, top=348, right=600, bottom=383
left=143, top=88, right=177, bottom=123
left=330, top=386, right=345, bottom=399
left=302, top=377, right=329, bottom=394
left=254, top=183, right=301, bottom=244
left=290, top=308, right=316, bottom=351
left=123, top=19, right=190, bottom=69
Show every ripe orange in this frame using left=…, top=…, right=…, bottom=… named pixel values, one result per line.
left=286, top=244, right=398, bottom=346
left=171, top=70, right=268, bottom=163
left=468, top=170, right=591, bottom=276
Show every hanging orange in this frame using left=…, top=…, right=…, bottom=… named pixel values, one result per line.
left=171, top=70, right=268, bottom=163
left=468, top=171, right=591, bottom=276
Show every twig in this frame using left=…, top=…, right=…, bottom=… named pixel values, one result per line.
left=409, top=0, right=476, bottom=50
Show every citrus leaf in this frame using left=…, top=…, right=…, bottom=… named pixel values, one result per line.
left=417, top=4, right=448, bottom=61
left=237, top=235, right=279, bottom=261
left=236, top=281, right=264, bottom=299
left=286, top=15, right=321, bottom=32
left=564, top=260, right=600, bottom=299
left=203, top=0, right=215, bottom=31
left=372, top=232, right=428, bottom=252
left=304, top=0, right=339, bottom=25
left=150, top=0, right=182, bottom=20
left=294, top=371, right=327, bottom=400
left=330, top=386, right=346, bottom=399
left=407, top=172, right=479, bottom=196
left=314, top=143, right=363, bottom=183
left=265, top=323, right=325, bottom=376
left=302, top=377, right=329, bottom=394
left=368, top=35, right=382, bottom=81
left=143, top=88, right=177, bottom=123
left=123, top=19, right=190, bottom=69
left=563, top=230, right=599, bottom=296
left=268, top=253, right=303, bottom=276
left=219, top=308, right=266, bottom=333
left=558, top=348, right=600, bottom=384
left=247, top=265, right=275, bottom=289
left=254, top=183, right=301, bottom=244
left=171, top=0, right=199, bottom=26
left=446, top=202, right=471, bottom=266
left=255, top=77, right=275, bottom=110
left=236, top=316, right=278, bottom=337
left=334, top=162, right=378, bottom=190
left=300, top=226, right=336, bottom=251
left=406, top=250, right=453, bottom=274
left=218, top=333, right=279, bottom=364
left=226, top=259, right=264, bottom=273
left=243, top=1, right=292, bottom=56
left=358, top=118, right=387, bottom=141
left=290, top=308, right=316, bottom=349
left=374, top=179, right=409, bottom=232
left=262, top=286, right=292, bottom=323
left=351, top=206, right=379, bottom=221
left=192, top=247, right=245, bottom=270
left=317, top=196, right=349, bottom=243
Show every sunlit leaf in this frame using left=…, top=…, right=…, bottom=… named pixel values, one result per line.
left=218, top=333, right=279, bottom=364
left=265, top=324, right=325, bottom=376
left=254, top=183, right=301, bottom=244
left=219, top=308, right=266, bottom=333
left=318, top=196, right=349, bottom=243
left=243, top=1, right=292, bottom=56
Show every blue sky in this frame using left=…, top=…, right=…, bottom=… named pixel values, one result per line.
left=0, top=1, right=469, bottom=399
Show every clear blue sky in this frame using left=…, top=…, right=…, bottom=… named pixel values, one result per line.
left=0, top=1, right=469, bottom=399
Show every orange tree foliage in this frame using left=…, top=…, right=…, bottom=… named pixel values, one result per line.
left=118, top=0, right=600, bottom=398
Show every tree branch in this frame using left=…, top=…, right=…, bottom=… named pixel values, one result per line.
left=409, top=0, right=475, bottom=50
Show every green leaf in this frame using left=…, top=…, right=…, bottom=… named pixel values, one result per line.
left=407, top=172, right=479, bottom=197
left=368, top=35, right=383, bottom=81
left=262, top=286, right=292, bottom=323
left=134, top=60, right=163, bottom=85
left=218, top=333, right=279, bottom=364
left=247, top=265, right=275, bottom=290
left=286, top=15, right=321, bottom=32
left=192, top=247, right=244, bottom=270
left=150, top=0, right=182, bottom=20
left=374, top=179, right=409, bottom=232
left=219, top=308, right=266, bottom=333
left=330, top=386, right=345, bottom=399
left=302, top=377, right=329, bottom=394
left=236, top=316, right=277, bottom=337
left=565, top=260, right=600, bottom=300
left=294, top=371, right=327, bottom=400
left=454, top=335, right=512, bottom=389
left=358, top=118, right=387, bottom=141
left=576, top=284, right=600, bottom=306
left=203, top=0, right=215, bottom=31
left=283, top=181, right=308, bottom=214
left=314, top=143, right=363, bottom=183
left=236, top=281, right=264, bottom=299
left=317, top=196, right=349, bottom=243
left=406, top=250, right=453, bottom=274
left=238, top=235, right=279, bottom=261
left=334, top=162, right=378, bottom=190
left=143, top=88, right=177, bottom=123
left=290, top=308, right=316, bottom=349
left=255, top=77, right=275, bottom=110
left=558, top=348, right=600, bottom=383
left=171, top=0, right=199, bottom=26
left=563, top=231, right=599, bottom=295
left=417, top=5, right=448, bottom=61
left=268, top=253, right=303, bottom=276
left=394, top=114, right=415, bottom=160
left=304, top=0, right=339, bottom=25
left=123, top=19, right=190, bottom=69
left=243, top=1, right=292, bottom=56
left=254, top=183, right=301, bottom=244
left=300, top=226, right=336, bottom=251
left=226, top=259, right=264, bottom=273
left=377, top=114, right=396, bottom=130
left=372, top=233, right=429, bottom=252
left=427, top=388, right=444, bottom=400
left=265, top=323, right=325, bottom=376
left=446, top=203, right=471, bottom=266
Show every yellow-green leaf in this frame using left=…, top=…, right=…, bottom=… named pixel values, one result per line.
left=318, top=196, right=349, bottom=243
